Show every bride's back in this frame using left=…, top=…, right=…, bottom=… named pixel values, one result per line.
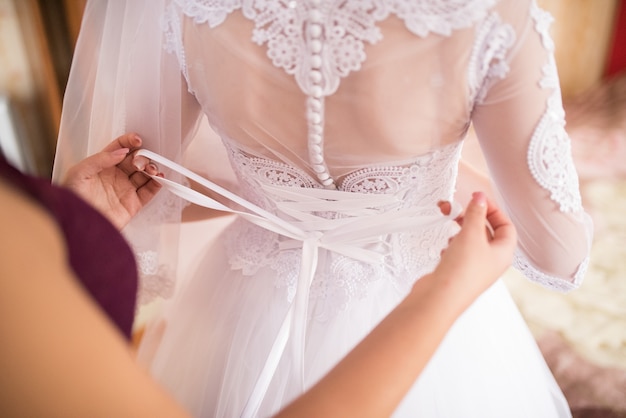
left=177, top=6, right=490, bottom=178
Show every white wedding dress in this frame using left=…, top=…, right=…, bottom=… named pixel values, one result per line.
left=54, top=0, right=593, bottom=416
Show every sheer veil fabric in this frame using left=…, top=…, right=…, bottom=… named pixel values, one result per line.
left=54, top=0, right=202, bottom=302
left=54, top=0, right=593, bottom=416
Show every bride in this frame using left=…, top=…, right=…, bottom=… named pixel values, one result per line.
left=54, top=0, right=593, bottom=416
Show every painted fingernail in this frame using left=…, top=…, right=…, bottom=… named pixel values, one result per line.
left=472, top=192, right=486, bottom=207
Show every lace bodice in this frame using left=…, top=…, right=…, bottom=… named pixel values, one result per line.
left=222, top=139, right=462, bottom=319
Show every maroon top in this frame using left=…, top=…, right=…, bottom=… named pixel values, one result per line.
left=1, top=155, right=138, bottom=339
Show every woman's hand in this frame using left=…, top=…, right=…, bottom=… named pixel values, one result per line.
left=432, top=192, right=518, bottom=303
left=61, top=133, right=162, bottom=230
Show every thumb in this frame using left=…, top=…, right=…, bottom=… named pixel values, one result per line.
left=73, top=148, right=129, bottom=179
left=460, top=192, right=488, bottom=234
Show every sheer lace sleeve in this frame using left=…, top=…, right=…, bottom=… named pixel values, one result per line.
left=470, top=0, right=593, bottom=292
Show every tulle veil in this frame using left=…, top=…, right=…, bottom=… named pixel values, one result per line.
left=53, top=0, right=222, bottom=305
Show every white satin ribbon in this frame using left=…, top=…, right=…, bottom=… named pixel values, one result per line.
left=135, top=149, right=461, bottom=417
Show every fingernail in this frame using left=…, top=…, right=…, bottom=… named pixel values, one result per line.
left=112, top=148, right=130, bottom=157
left=472, top=192, right=486, bottom=207
left=146, top=163, right=159, bottom=173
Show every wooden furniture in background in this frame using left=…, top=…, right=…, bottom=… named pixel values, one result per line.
left=538, top=0, right=620, bottom=99
left=0, top=0, right=85, bottom=177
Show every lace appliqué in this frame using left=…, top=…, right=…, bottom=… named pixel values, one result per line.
left=341, top=143, right=461, bottom=207
left=223, top=141, right=462, bottom=320
left=166, top=0, right=498, bottom=96
left=163, top=2, right=190, bottom=84
left=528, top=3, right=583, bottom=213
left=309, top=257, right=383, bottom=322
left=269, top=249, right=386, bottom=321
left=125, top=183, right=188, bottom=305
left=513, top=249, right=588, bottom=293
left=468, top=12, right=516, bottom=105
left=135, top=250, right=176, bottom=305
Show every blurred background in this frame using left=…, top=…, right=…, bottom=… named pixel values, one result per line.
left=0, top=0, right=84, bottom=176
left=1, top=1, right=625, bottom=416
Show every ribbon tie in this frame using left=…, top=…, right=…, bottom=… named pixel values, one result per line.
left=135, top=149, right=460, bottom=417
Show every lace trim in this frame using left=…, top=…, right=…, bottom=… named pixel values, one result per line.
left=512, top=249, right=588, bottom=293
left=163, top=2, right=190, bottom=86
left=125, top=184, right=188, bottom=305
left=528, top=3, right=583, bottom=213
left=166, top=0, right=498, bottom=96
left=468, top=12, right=516, bottom=105
left=341, top=142, right=461, bottom=204
left=268, top=248, right=388, bottom=321
left=135, top=251, right=176, bottom=305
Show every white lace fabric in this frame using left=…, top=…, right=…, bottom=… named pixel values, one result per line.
left=223, top=139, right=462, bottom=319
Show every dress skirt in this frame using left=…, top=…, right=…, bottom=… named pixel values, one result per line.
left=136, top=219, right=571, bottom=418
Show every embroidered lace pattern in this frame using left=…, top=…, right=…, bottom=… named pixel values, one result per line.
left=128, top=184, right=188, bottom=304
left=468, top=12, right=516, bottom=105
left=527, top=3, right=582, bottom=213
left=164, top=0, right=499, bottom=189
left=513, top=249, right=589, bottom=293
left=135, top=253, right=176, bottom=305
left=223, top=140, right=462, bottom=320
left=166, top=0, right=498, bottom=95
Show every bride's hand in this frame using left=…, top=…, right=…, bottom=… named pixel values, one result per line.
left=62, top=133, right=162, bottom=230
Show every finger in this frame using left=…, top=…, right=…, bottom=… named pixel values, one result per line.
left=483, top=197, right=517, bottom=252
left=144, top=162, right=159, bottom=176
left=132, top=155, right=151, bottom=172
left=101, top=133, right=142, bottom=153
left=67, top=147, right=130, bottom=181
left=485, top=201, right=512, bottom=233
left=457, top=192, right=488, bottom=236
left=129, top=171, right=151, bottom=189
left=488, top=209, right=517, bottom=247
left=438, top=201, right=452, bottom=216
left=133, top=159, right=159, bottom=176
left=136, top=178, right=162, bottom=206
left=117, top=149, right=147, bottom=176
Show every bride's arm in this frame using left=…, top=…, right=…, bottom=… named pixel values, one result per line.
left=471, top=0, right=592, bottom=291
